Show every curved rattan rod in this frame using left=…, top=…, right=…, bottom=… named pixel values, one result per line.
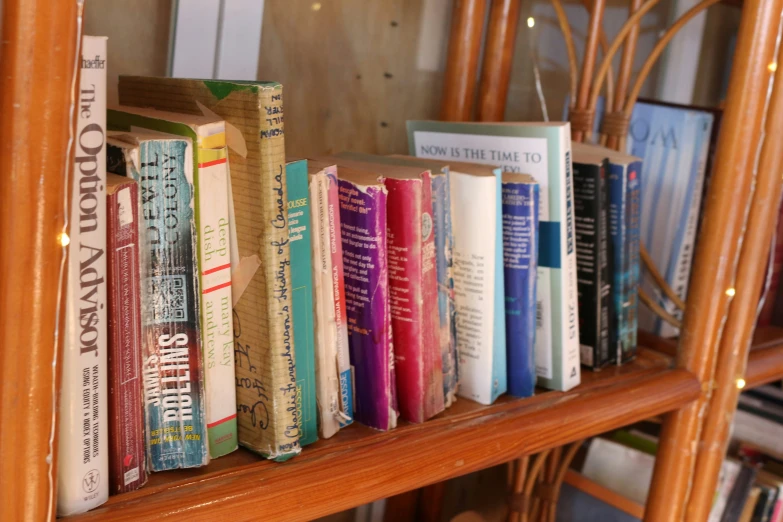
left=521, top=450, right=551, bottom=522
left=641, top=247, right=687, bottom=311
left=548, top=441, right=583, bottom=522
left=582, top=0, right=615, bottom=114
left=539, top=446, right=562, bottom=522
left=552, top=0, right=579, bottom=110
left=639, top=288, right=682, bottom=328
left=617, top=0, right=722, bottom=149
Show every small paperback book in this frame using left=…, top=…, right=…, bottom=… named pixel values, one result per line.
left=571, top=145, right=614, bottom=370
left=286, top=158, right=318, bottom=446
left=308, top=164, right=353, bottom=438
left=107, top=131, right=209, bottom=471
left=108, top=105, right=237, bottom=458
left=502, top=173, right=539, bottom=397
left=331, top=154, right=445, bottom=422
left=58, top=34, right=109, bottom=516
left=408, top=120, right=580, bottom=392
left=339, top=152, right=459, bottom=407
left=309, top=160, right=398, bottom=431
left=106, top=173, right=147, bottom=493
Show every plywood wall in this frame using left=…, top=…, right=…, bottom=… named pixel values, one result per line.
left=83, top=0, right=172, bottom=106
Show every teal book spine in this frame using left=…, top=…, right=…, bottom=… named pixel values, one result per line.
left=286, top=160, right=318, bottom=446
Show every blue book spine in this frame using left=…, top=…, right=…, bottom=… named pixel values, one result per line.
left=431, top=172, right=458, bottom=405
left=608, top=162, right=628, bottom=362
left=502, top=181, right=539, bottom=397
left=491, top=169, right=508, bottom=403
left=625, top=162, right=642, bottom=359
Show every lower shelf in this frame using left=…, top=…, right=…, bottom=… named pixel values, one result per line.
left=67, top=348, right=698, bottom=522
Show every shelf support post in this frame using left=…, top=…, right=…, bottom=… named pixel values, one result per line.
left=644, top=0, right=783, bottom=519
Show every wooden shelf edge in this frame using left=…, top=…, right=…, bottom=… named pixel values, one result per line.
left=746, top=328, right=783, bottom=388
left=68, top=355, right=698, bottom=522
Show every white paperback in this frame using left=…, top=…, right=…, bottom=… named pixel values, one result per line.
left=58, top=35, right=109, bottom=516
left=408, top=121, right=580, bottom=391
left=449, top=170, right=501, bottom=405
left=309, top=166, right=352, bottom=437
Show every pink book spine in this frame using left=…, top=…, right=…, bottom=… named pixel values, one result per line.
left=384, top=174, right=444, bottom=422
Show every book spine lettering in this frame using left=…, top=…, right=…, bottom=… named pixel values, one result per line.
left=107, top=182, right=147, bottom=493
left=625, top=162, right=642, bottom=360
left=57, top=35, right=109, bottom=516
left=502, top=181, right=539, bottom=397
left=338, top=179, right=396, bottom=430
left=197, top=146, right=237, bottom=458
left=560, top=134, right=581, bottom=389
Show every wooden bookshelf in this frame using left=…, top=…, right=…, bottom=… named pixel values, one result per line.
left=66, top=348, right=697, bottom=521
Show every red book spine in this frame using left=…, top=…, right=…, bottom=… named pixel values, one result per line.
left=385, top=174, right=444, bottom=422
left=106, top=179, right=147, bottom=493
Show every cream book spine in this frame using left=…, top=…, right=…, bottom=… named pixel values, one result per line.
left=57, top=35, right=109, bottom=516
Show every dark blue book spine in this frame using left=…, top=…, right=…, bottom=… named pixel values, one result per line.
left=625, top=161, right=642, bottom=361
left=608, top=162, right=627, bottom=363
left=502, top=181, right=539, bottom=397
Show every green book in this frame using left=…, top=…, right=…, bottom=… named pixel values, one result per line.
left=286, top=159, right=318, bottom=446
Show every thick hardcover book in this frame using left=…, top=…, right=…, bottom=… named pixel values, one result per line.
left=408, top=120, right=580, bottom=391
left=502, top=173, right=540, bottom=397
left=106, top=174, right=147, bottom=493
left=286, top=159, right=318, bottom=446
left=572, top=149, right=613, bottom=369
left=330, top=155, right=444, bottom=422
left=107, top=106, right=237, bottom=458
left=118, top=76, right=299, bottom=460
left=308, top=165, right=353, bottom=438
left=58, top=35, right=110, bottom=516
left=106, top=132, right=209, bottom=471
left=339, top=152, right=459, bottom=408
left=311, top=161, right=398, bottom=430
left=578, top=99, right=715, bottom=337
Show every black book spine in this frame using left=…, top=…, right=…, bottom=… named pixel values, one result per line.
left=720, top=465, right=758, bottom=522
left=574, top=160, right=613, bottom=369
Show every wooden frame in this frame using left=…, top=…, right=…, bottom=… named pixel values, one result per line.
left=0, top=1, right=83, bottom=520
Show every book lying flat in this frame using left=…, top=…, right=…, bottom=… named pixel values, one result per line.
left=408, top=120, right=580, bottom=391
left=119, top=76, right=300, bottom=460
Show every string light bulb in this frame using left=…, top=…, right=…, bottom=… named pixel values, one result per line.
left=311, top=2, right=321, bottom=11
left=736, top=378, right=746, bottom=389
left=769, top=62, right=778, bottom=72
left=725, top=287, right=736, bottom=297
left=527, top=17, right=535, bottom=28
left=58, top=233, right=70, bottom=247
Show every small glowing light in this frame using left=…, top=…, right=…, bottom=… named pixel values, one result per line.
left=58, top=233, right=70, bottom=247
left=737, top=378, right=746, bottom=389
left=311, top=2, right=321, bottom=10
left=769, top=62, right=778, bottom=72
left=725, top=287, right=736, bottom=297
left=527, top=17, right=535, bottom=28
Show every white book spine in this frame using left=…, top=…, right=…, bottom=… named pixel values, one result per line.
left=450, top=172, right=497, bottom=405
left=58, top=35, right=109, bottom=516
left=197, top=143, right=237, bottom=456
left=310, top=173, right=340, bottom=438
left=558, top=129, right=581, bottom=390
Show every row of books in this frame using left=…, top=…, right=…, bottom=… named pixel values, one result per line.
left=564, top=384, right=783, bottom=522
left=59, top=36, right=653, bottom=516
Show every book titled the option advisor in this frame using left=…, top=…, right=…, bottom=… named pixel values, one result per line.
left=408, top=120, right=580, bottom=391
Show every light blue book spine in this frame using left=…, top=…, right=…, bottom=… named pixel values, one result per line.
left=490, top=166, right=508, bottom=403
left=431, top=172, right=459, bottom=406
